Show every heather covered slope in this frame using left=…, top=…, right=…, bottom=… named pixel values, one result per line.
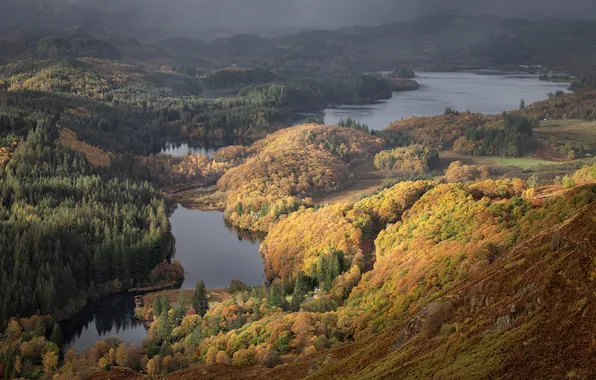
left=164, top=184, right=596, bottom=380
left=308, top=192, right=596, bottom=380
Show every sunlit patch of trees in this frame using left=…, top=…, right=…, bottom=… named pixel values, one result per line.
left=386, top=112, right=493, bottom=148
left=522, top=89, right=596, bottom=121
left=214, top=124, right=384, bottom=232
left=385, top=112, right=538, bottom=157
left=139, top=153, right=231, bottom=188
left=444, top=161, right=491, bottom=183
left=374, top=145, right=439, bottom=172
left=262, top=180, right=437, bottom=282
left=453, top=114, right=537, bottom=157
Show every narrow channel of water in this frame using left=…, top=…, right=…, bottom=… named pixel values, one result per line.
left=158, top=138, right=252, bottom=158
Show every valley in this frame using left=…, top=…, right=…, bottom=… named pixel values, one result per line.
left=0, top=10, right=596, bottom=380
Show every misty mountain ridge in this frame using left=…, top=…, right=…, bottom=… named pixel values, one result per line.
left=1, top=0, right=596, bottom=42
left=1, top=13, right=595, bottom=75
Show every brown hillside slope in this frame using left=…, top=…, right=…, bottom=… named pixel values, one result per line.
left=307, top=200, right=596, bottom=380
left=163, top=197, right=596, bottom=380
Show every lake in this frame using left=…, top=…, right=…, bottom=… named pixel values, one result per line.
left=62, top=207, right=264, bottom=352
left=61, top=294, right=147, bottom=352
left=159, top=138, right=252, bottom=157
left=317, top=72, right=570, bottom=130
left=170, top=206, right=264, bottom=290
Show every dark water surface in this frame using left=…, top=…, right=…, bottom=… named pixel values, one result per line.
left=159, top=138, right=252, bottom=157
left=169, top=206, right=265, bottom=290
left=318, top=72, right=570, bottom=130
left=61, top=294, right=147, bottom=352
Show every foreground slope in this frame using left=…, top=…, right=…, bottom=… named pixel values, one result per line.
left=162, top=185, right=596, bottom=380
left=309, top=195, right=596, bottom=379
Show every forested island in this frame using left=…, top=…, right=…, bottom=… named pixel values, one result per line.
left=0, top=8, right=596, bottom=380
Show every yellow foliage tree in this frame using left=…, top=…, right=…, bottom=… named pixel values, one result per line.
left=43, top=351, right=59, bottom=375
left=146, top=358, right=156, bottom=377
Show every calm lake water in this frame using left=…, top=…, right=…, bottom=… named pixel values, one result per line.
left=159, top=138, right=252, bottom=157
left=61, top=294, right=147, bottom=352
left=317, top=72, right=570, bottom=130
left=62, top=207, right=264, bottom=352
left=63, top=71, right=566, bottom=352
left=170, top=206, right=264, bottom=290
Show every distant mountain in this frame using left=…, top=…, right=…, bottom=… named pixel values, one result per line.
left=1, top=13, right=595, bottom=73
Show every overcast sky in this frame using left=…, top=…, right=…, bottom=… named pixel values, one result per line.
left=90, top=0, right=596, bottom=29
left=2, top=0, right=596, bottom=33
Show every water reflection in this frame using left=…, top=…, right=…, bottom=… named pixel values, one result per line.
left=295, top=72, right=570, bottom=130
left=170, top=206, right=265, bottom=289
left=158, top=138, right=252, bottom=158
left=60, top=293, right=147, bottom=353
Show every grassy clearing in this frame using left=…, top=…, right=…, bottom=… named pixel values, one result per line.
left=439, top=151, right=557, bottom=170
left=142, top=288, right=232, bottom=309
left=490, top=156, right=557, bottom=168
left=535, top=119, right=596, bottom=149
left=314, top=179, right=385, bottom=205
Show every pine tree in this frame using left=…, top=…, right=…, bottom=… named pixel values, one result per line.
left=290, top=272, right=311, bottom=312
left=156, top=309, right=172, bottom=342
left=50, top=324, right=64, bottom=347
left=172, top=289, right=187, bottom=323
left=192, top=281, right=209, bottom=317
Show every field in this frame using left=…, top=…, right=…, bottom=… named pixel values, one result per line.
left=314, top=162, right=385, bottom=204
left=314, top=178, right=385, bottom=204
left=535, top=119, right=596, bottom=149
left=438, top=150, right=558, bottom=170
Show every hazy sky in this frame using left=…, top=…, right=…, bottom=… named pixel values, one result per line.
left=102, top=0, right=596, bottom=29
left=2, top=0, right=596, bottom=33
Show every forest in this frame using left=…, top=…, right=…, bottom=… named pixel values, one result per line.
left=0, top=124, right=174, bottom=326
left=0, top=58, right=394, bottom=145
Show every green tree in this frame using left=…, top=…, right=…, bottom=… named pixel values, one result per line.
left=156, top=309, right=172, bottom=342
left=520, top=99, right=526, bottom=109
left=50, top=324, right=64, bottom=347
left=172, top=289, right=187, bottom=323
left=290, top=272, right=311, bottom=311
left=192, top=281, right=209, bottom=317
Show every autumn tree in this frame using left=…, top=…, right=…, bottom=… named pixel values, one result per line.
left=146, top=358, right=156, bottom=378
left=43, top=351, right=58, bottom=375
left=115, top=344, right=129, bottom=367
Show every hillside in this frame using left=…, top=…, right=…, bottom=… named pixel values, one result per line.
left=157, top=181, right=596, bottom=380
left=79, top=170, right=595, bottom=380
left=203, top=124, right=385, bottom=232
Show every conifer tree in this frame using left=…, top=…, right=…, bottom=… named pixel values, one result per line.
left=192, top=281, right=209, bottom=317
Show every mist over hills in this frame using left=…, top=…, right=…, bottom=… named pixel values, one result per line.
left=1, top=0, right=595, bottom=42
